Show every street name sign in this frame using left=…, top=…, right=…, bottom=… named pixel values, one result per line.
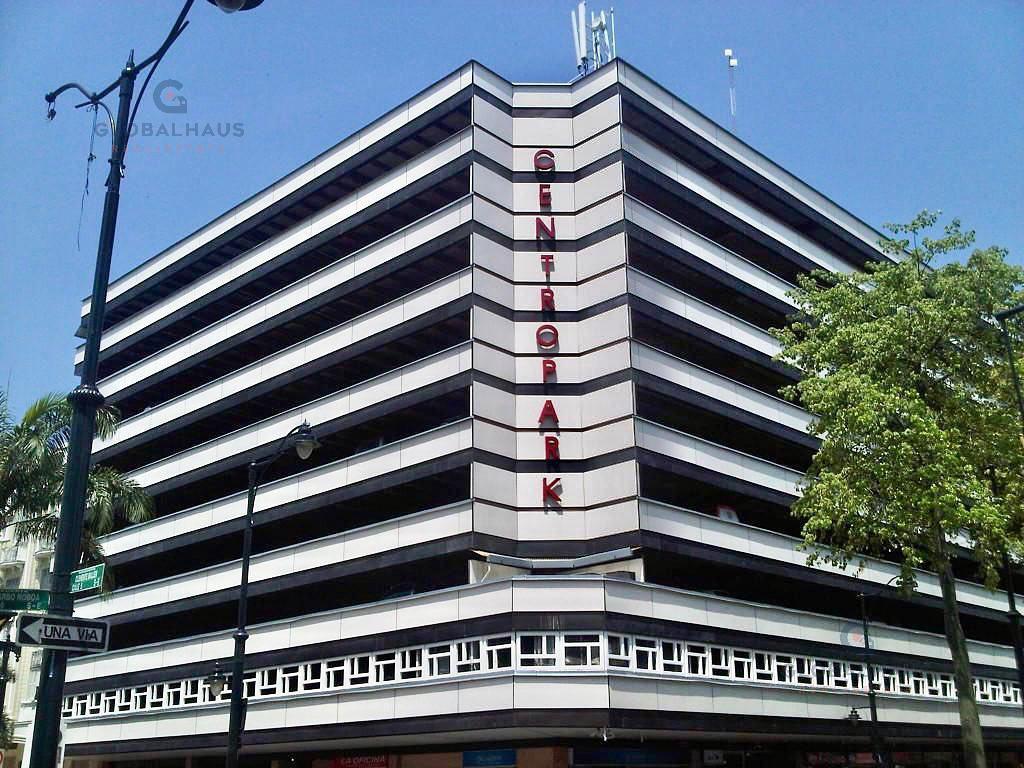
left=17, top=614, right=109, bottom=652
left=70, top=563, right=105, bottom=594
left=0, top=589, right=49, bottom=612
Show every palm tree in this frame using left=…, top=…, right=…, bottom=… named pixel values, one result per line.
left=0, top=391, right=151, bottom=581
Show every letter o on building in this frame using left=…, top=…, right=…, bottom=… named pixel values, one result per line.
left=536, top=324, right=559, bottom=349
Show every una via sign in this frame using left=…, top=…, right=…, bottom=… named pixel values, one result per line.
left=17, top=614, right=109, bottom=652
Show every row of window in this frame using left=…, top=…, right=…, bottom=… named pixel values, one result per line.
left=62, top=631, right=1020, bottom=720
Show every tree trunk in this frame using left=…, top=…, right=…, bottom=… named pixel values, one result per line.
left=935, top=548, right=987, bottom=768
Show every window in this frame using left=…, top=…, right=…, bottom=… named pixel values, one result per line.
left=374, top=652, right=396, bottom=683
left=132, top=686, right=148, bottom=710
left=813, top=659, right=831, bottom=687
left=427, top=644, right=452, bottom=676
left=148, top=683, right=165, bottom=710
left=347, top=655, right=371, bottom=686
left=607, top=635, right=631, bottom=668
left=58, top=630, right=1023, bottom=722
left=564, top=634, right=601, bottom=667
left=231, top=671, right=248, bottom=699
left=831, top=661, right=849, bottom=689
left=165, top=683, right=182, bottom=708
left=182, top=679, right=202, bottom=705
left=754, top=652, right=773, bottom=682
left=486, top=636, right=513, bottom=669
left=794, top=657, right=813, bottom=685
left=938, top=674, right=954, bottom=699
left=686, top=644, right=708, bottom=676
left=635, top=638, right=659, bottom=671
left=302, top=662, right=324, bottom=691
left=257, top=668, right=278, bottom=696
left=455, top=640, right=482, bottom=673
left=880, top=667, right=897, bottom=694
left=326, top=659, right=346, bottom=688
left=399, top=649, right=424, bottom=680
left=732, top=649, right=752, bottom=679
left=910, top=670, right=926, bottom=696
left=774, top=655, right=793, bottom=684
left=35, top=559, right=52, bottom=591
left=281, top=665, right=302, bottom=694
left=661, top=640, right=684, bottom=673
left=710, top=647, right=731, bottom=678
left=519, top=634, right=557, bottom=667
left=896, top=669, right=911, bottom=694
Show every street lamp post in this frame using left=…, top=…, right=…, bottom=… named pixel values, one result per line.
left=226, top=423, right=318, bottom=768
left=36, top=3, right=263, bottom=767
left=857, top=592, right=888, bottom=768
left=995, top=304, right=1024, bottom=717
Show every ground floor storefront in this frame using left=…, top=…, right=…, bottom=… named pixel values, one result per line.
left=69, top=743, right=1024, bottom=768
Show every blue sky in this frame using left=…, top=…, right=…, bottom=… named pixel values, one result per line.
left=0, top=0, right=1021, bottom=416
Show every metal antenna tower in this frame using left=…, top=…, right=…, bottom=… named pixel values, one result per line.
left=724, top=48, right=739, bottom=133
left=571, top=2, right=616, bottom=78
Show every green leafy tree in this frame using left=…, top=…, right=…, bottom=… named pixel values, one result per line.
left=0, top=391, right=152, bottom=582
left=775, top=212, right=1024, bottom=768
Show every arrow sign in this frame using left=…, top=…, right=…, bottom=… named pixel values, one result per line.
left=17, top=614, right=109, bottom=653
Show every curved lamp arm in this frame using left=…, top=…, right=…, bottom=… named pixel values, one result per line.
left=247, top=423, right=319, bottom=501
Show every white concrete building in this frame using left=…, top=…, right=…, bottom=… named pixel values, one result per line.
left=51, top=61, right=1023, bottom=768
left=0, top=527, right=54, bottom=767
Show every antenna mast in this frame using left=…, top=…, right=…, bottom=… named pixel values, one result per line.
left=570, top=2, right=617, bottom=78
left=723, top=48, right=739, bottom=133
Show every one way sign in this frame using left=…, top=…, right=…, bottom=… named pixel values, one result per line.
left=17, top=614, right=109, bottom=653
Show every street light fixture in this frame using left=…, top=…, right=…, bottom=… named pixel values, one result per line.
left=37, top=3, right=263, bottom=768
left=226, top=422, right=318, bottom=768
left=206, top=662, right=228, bottom=699
left=209, top=0, right=266, bottom=11
left=293, top=423, right=320, bottom=461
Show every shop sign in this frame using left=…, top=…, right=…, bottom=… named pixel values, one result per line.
left=463, top=750, right=517, bottom=768
left=332, top=756, right=389, bottom=768
left=572, top=748, right=683, bottom=766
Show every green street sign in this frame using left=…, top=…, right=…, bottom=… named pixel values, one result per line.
left=0, top=589, right=50, bottom=612
left=70, top=564, right=104, bottom=594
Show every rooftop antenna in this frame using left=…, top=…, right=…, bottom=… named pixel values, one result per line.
left=724, top=48, right=739, bottom=133
left=571, top=2, right=616, bottom=78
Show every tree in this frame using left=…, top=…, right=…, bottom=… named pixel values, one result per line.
left=0, top=391, right=151, bottom=582
left=774, top=211, right=1024, bottom=768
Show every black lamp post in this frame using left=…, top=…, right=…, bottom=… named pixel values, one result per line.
left=36, top=3, right=263, bottom=768
left=857, top=592, right=888, bottom=768
left=226, top=422, right=318, bottom=768
left=995, top=303, right=1024, bottom=717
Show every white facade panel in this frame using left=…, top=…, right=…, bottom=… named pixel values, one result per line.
left=615, top=61, right=886, bottom=258
left=85, top=66, right=472, bottom=317
left=85, top=134, right=473, bottom=365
